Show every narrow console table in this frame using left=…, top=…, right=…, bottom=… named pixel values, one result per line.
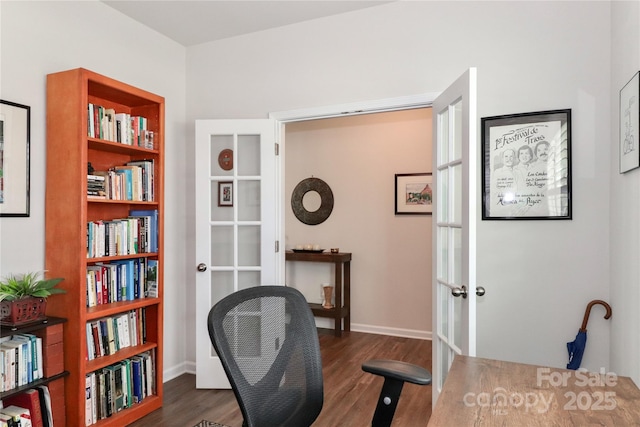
left=285, top=251, right=351, bottom=337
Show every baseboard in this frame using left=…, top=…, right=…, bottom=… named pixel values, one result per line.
left=315, top=318, right=431, bottom=340
left=350, top=323, right=432, bottom=340
left=164, top=361, right=196, bottom=382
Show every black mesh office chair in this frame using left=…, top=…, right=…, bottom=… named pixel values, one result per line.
left=207, top=285, right=431, bottom=427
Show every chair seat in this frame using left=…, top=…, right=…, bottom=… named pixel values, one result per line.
left=362, top=359, right=432, bottom=385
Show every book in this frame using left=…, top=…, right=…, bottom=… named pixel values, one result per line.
left=113, top=364, right=125, bottom=412
left=105, top=318, right=116, bottom=355
left=102, top=108, right=116, bottom=141
left=0, top=405, right=32, bottom=427
left=34, top=337, right=43, bottom=381
left=112, top=259, right=135, bottom=301
left=11, top=335, right=34, bottom=383
left=97, top=371, right=106, bottom=420
left=91, top=372, right=97, bottom=424
left=3, top=389, right=45, bottom=427
left=87, top=104, right=94, bottom=138
left=113, top=167, right=133, bottom=200
left=128, top=209, right=158, bottom=253
left=0, top=413, right=14, bottom=427
left=11, top=340, right=27, bottom=386
left=99, top=321, right=109, bottom=356
left=120, top=360, right=132, bottom=409
left=35, top=386, right=52, bottom=427
left=0, top=343, right=16, bottom=391
left=145, top=260, right=158, bottom=298
left=131, top=357, right=143, bottom=403
left=118, top=314, right=130, bottom=348
left=103, top=367, right=113, bottom=418
left=126, top=160, right=154, bottom=201
left=0, top=341, right=20, bottom=390
left=104, top=365, right=118, bottom=415
left=85, top=374, right=93, bottom=425
left=114, top=112, right=130, bottom=145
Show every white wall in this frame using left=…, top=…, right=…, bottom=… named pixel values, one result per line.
left=0, top=1, right=189, bottom=380
left=187, top=1, right=614, bottom=372
left=2, top=0, right=633, bottom=387
left=609, top=0, right=640, bottom=385
left=284, top=109, right=432, bottom=338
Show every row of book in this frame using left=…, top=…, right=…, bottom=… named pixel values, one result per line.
left=86, top=209, right=158, bottom=258
left=86, top=258, right=158, bottom=308
left=0, top=334, right=44, bottom=393
left=87, top=159, right=155, bottom=201
left=0, top=385, right=53, bottom=427
left=85, top=350, right=155, bottom=425
left=87, top=103, right=154, bottom=149
left=85, top=309, right=147, bottom=361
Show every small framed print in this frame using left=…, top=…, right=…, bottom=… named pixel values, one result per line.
left=0, top=100, right=30, bottom=217
left=394, top=173, right=433, bottom=215
left=218, top=181, right=233, bottom=207
left=620, top=71, right=639, bottom=173
left=481, top=109, right=572, bottom=220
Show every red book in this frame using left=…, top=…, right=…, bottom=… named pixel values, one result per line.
left=2, top=388, right=44, bottom=427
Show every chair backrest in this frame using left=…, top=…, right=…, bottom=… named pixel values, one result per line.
left=208, top=286, right=324, bottom=427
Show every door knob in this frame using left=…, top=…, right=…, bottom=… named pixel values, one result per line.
left=451, top=286, right=468, bottom=299
left=197, top=263, right=207, bottom=272
left=476, top=286, right=486, bottom=297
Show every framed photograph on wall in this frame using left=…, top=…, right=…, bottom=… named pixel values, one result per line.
left=620, top=71, right=639, bottom=173
left=0, top=100, right=30, bottom=217
left=481, top=109, right=572, bottom=220
left=394, top=173, right=433, bottom=215
left=218, top=181, right=233, bottom=207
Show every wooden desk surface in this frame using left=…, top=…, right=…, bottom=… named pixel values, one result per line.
left=428, top=355, right=640, bottom=426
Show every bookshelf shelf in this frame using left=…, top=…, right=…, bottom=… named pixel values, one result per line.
left=46, top=68, right=164, bottom=427
left=0, top=316, right=69, bottom=424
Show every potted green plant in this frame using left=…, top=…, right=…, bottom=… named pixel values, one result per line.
left=0, top=271, right=65, bottom=326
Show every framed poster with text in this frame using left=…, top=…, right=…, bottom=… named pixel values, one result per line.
left=481, top=109, right=572, bottom=220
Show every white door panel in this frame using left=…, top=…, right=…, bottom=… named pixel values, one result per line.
left=195, top=119, right=278, bottom=388
left=432, top=68, right=478, bottom=404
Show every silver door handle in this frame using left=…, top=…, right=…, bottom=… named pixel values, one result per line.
left=197, top=263, right=207, bottom=272
left=451, top=286, right=467, bottom=299
left=451, top=285, right=485, bottom=298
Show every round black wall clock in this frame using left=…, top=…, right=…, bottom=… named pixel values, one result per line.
left=291, top=177, right=334, bottom=225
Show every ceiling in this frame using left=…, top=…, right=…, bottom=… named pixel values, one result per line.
left=101, top=1, right=392, bottom=47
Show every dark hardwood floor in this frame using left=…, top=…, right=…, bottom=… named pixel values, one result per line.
left=128, top=329, right=432, bottom=427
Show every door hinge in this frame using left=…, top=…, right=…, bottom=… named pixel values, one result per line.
left=275, top=143, right=279, bottom=156
left=275, top=240, right=280, bottom=253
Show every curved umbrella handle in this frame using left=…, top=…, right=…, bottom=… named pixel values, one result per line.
left=580, top=299, right=612, bottom=332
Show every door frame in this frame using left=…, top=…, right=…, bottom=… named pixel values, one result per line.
left=269, top=93, right=438, bottom=282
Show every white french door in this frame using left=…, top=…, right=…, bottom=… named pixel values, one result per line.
left=432, top=68, right=480, bottom=404
left=194, top=119, right=279, bottom=388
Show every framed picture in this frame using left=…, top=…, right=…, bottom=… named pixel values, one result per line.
left=481, top=109, right=572, bottom=220
left=394, top=173, right=433, bottom=215
left=620, top=71, right=639, bottom=173
left=0, top=100, right=30, bottom=217
left=218, top=181, right=233, bottom=207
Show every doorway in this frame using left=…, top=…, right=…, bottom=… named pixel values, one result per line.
left=283, top=108, right=433, bottom=338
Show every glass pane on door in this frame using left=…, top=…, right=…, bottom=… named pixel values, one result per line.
left=211, top=226, right=233, bottom=266
left=210, top=134, right=234, bottom=177
left=238, top=180, right=260, bottom=221
left=237, top=134, right=261, bottom=176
